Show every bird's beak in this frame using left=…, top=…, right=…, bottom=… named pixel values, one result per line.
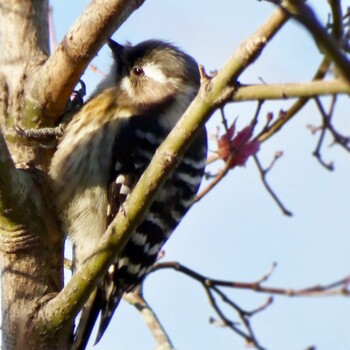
left=107, top=38, right=124, bottom=59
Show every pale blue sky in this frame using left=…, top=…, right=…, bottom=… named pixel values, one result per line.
left=51, top=1, right=350, bottom=349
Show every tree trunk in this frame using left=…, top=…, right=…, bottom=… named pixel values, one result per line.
left=0, top=1, right=70, bottom=348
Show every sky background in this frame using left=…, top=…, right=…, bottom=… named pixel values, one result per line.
left=50, top=1, right=350, bottom=349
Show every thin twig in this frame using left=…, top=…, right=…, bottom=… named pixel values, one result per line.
left=193, top=153, right=235, bottom=203
left=257, top=58, right=332, bottom=143
left=253, top=154, right=293, bottom=216
left=210, top=284, right=268, bottom=350
left=194, top=102, right=263, bottom=203
left=205, top=287, right=262, bottom=348
left=311, top=96, right=337, bottom=170
left=314, top=96, right=350, bottom=153
left=150, top=261, right=350, bottom=298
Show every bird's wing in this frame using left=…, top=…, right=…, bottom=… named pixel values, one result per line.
left=72, top=117, right=141, bottom=350
left=95, top=116, right=162, bottom=342
left=73, top=116, right=207, bottom=348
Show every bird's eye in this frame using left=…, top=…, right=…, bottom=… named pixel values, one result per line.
left=132, top=66, right=144, bottom=77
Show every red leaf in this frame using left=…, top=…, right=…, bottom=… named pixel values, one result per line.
left=216, top=123, right=260, bottom=169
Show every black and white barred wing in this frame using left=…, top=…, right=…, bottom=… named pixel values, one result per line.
left=98, top=119, right=207, bottom=341
left=74, top=116, right=207, bottom=347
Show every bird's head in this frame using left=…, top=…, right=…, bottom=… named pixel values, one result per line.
left=104, top=39, right=200, bottom=112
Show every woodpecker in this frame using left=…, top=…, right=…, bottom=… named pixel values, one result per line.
left=49, top=39, right=207, bottom=347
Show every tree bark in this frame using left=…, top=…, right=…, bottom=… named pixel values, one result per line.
left=0, top=1, right=67, bottom=349
left=0, top=0, right=145, bottom=348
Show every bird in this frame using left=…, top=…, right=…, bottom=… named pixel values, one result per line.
left=49, top=38, right=207, bottom=348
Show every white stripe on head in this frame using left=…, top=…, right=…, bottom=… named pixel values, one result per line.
left=143, top=63, right=180, bottom=86
left=142, top=63, right=167, bottom=84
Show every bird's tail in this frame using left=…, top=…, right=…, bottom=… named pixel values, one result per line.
left=94, top=269, right=123, bottom=344
left=71, top=271, right=123, bottom=349
left=71, top=289, right=101, bottom=350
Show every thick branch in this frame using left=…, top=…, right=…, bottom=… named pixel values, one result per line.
left=0, top=0, right=48, bottom=135
left=328, top=0, right=343, bottom=40
left=0, top=2, right=68, bottom=349
left=282, top=0, right=350, bottom=82
left=0, top=0, right=49, bottom=84
left=213, top=3, right=289, bottom=87
left=0, top=132, right=65, bottom=349
left=29, top=0, right=145, bottom=121
left=233, top=79, right=350, bottom=101
left=257, top=57, right=330, bottom=143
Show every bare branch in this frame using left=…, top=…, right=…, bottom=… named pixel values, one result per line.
left=314, top=96, right=350, bottom=153
left=147, top=262, right=268, bottom=350
left=148, top=257, right=350, bottom=348
left=328, top=0, right=343, bottom=40
left=148, top=258, right=350, bottom=349
left=281, top=0, right=350, bottom=82
left=150, top=261, right=350, bottom=297
left=29, top=0, right=145, bottom=121
left=311, top=96, right=337, bottom=170
left=206, top=287, right=267, bottom=350
left=213, top=3, right=289, bottom=88
left=123, top=286, right=175, bottom=350
left=195, top=103, right=261, bottom=203
left=258, top=0, right=343, bottom=144
left=253, top=153, right=293, bottom=216
left=194, top=152, right=235, bottom=203
left=257, top=57, right=331, bottom=143
left=232, top=79, right=350, bottom=102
